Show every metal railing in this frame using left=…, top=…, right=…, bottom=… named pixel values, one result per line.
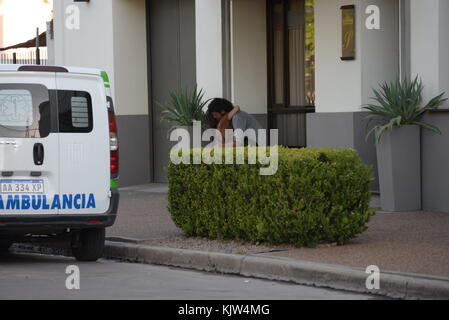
left=0, top=48, right=48, bottom=65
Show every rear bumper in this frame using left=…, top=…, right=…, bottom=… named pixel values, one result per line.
left=0, top=189, right=119, bottom=234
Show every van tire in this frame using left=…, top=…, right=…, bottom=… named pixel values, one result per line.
left=72, top=228, right=105, bottom=262
left=0, top=240, right=13, bottom=253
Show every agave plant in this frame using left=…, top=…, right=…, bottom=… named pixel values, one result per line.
left=364, top=76, right=447, bottom=143
left=159, top=86, right=210, bottom=131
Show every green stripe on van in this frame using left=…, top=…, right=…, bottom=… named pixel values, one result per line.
left=111, top=178, right=119, bottom=189
left=101, top=71, right=111, bottom=88
left=101, top=71, right=110, bottom=83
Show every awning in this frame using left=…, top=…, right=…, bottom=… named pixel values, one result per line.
left=0, top=32, right=47, bottom=51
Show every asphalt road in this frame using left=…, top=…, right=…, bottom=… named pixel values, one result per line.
left=0, top=252, right=379, bottom=300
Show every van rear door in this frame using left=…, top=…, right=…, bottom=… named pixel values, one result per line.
left=56, top=73, right=110, bottom=215
left=0, top=72, right=60, bottom=215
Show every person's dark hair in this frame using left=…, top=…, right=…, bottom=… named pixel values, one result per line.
left=207, top=98, right=234, bottom=113
left=207, top=111, right=219, bottom=129
left=206, top=98, right=234, bottom=128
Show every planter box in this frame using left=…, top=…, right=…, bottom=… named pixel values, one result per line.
left=376, top=125, right=421, bottom=212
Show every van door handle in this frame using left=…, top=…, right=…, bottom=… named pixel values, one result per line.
left=33, top=143, right=44, bottom=166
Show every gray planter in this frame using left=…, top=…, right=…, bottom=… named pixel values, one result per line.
left=376, top=125, right=421, bottom=212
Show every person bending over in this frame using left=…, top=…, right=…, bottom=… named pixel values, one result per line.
left=207, top=98, right=264, bottom=146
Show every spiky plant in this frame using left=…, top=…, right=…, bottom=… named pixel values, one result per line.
left=364, top=76, right=447, bottom=143
left=159, top=86, right=209, bottom=131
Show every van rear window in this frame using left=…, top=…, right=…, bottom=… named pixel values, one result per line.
left=0, top=84, right=52, bottom=138
left=58, top=91, right=93, bottom=133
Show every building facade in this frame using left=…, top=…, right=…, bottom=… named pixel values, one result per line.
left=52, top=0, right=449, bottom=212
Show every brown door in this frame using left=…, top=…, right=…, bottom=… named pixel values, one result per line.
left=267, top=0, right=315, bottom=147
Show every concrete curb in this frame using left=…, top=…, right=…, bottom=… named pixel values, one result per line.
left=102, top=241, right=449, bottom=300
left=12, top=241, right=449, bottom=300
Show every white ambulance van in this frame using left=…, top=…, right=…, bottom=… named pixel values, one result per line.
left=0, top=65, right=119, bottom=261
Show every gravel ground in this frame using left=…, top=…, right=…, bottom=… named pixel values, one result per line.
left=140, top=236, right=297, bottom=255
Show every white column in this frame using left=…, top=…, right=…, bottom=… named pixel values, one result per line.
left=195, top=0, right=223, bottom=101
left=314, top=0, right=362, bottom=113
left=231, top=0, right=267, bottom=114
left=53, top=0, right=115, bottom=98
left=111, top=0, right=148, bottom=116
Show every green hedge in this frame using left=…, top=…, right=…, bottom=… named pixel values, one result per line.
left=167, top=147, right=374, bottom=246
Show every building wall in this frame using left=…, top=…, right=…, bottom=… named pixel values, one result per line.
left=194, top=0, right=268, bottom=128
left=410, top=0, right=449, bottom=212
left=314, top=0, right=362, bottom=113
left=112, top=0, right=149, bottom=117
left=194, top=0, right=267, bottom=128
left=439, top=0, right=449, bottom=102
left=195, top=0, right=223, bottom=101
left=53, top=0, right=151, bottom=186
left=148, top=0, right=197, bottom=183
left=231, top=0, right=267, bottom=116
left=314, top=0, right=399, bottom=113
left=309, top=0, right=399, bottom=192
left=112, top=0, right=150, bottom=186
left=360, top=0, right=399, bottom=105
left=410, top=0, right=440, bottom=103
left=53, top=0, right=115, bottom=87
left=309, top=0, right=449, bottom=210
left=408, top=0, right=449, bottom=109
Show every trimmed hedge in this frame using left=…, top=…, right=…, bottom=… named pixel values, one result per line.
left=167, top=147, right=374, bottom=247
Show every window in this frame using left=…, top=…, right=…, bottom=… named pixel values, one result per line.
left=58, top=90, right=93, bottom=133
left=0, top=84, right=52, bottom=138
left=268, top=0, right=315, bottom=107
left=267, top=0, right=315, bottom=148
left=71, top=96, right=90, bottom=128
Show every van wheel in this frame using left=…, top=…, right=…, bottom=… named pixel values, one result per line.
left=71, top=228, right=105, bottom=262
left=0, top=240, right=13, bottom=253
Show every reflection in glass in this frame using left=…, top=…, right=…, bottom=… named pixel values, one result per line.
left=304, top=0, right=315, bottom=105
left=270, top=0, right=315, bottom=107
left=273, top=1, right=284, bottom=105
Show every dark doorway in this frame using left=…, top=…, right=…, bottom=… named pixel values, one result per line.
left=267, top=0, right=315, bottom=147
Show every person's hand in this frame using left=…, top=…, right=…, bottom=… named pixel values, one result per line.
left=227, top=105, right=241, bottom=120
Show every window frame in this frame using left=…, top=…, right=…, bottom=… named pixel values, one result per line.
left=267, top=0, right=315, bottom=110
left=0, top=83, right=57, bottom=139
left=56, top=90, right=94, bottom=134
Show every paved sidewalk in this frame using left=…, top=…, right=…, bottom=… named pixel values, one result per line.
left=108, top=184, right=449, bottom=279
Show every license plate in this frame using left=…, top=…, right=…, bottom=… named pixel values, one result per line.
left=0, top=180, right=44, bottom=194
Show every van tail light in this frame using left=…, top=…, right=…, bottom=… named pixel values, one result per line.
left=108, top=109, right=119, bottom=175
left=88, top=220, right=103, bottom=225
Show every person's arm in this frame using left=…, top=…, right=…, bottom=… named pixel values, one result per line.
left=227, top=105, right=240, bottom=120
left=232, top=114, right=247, bottom=147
